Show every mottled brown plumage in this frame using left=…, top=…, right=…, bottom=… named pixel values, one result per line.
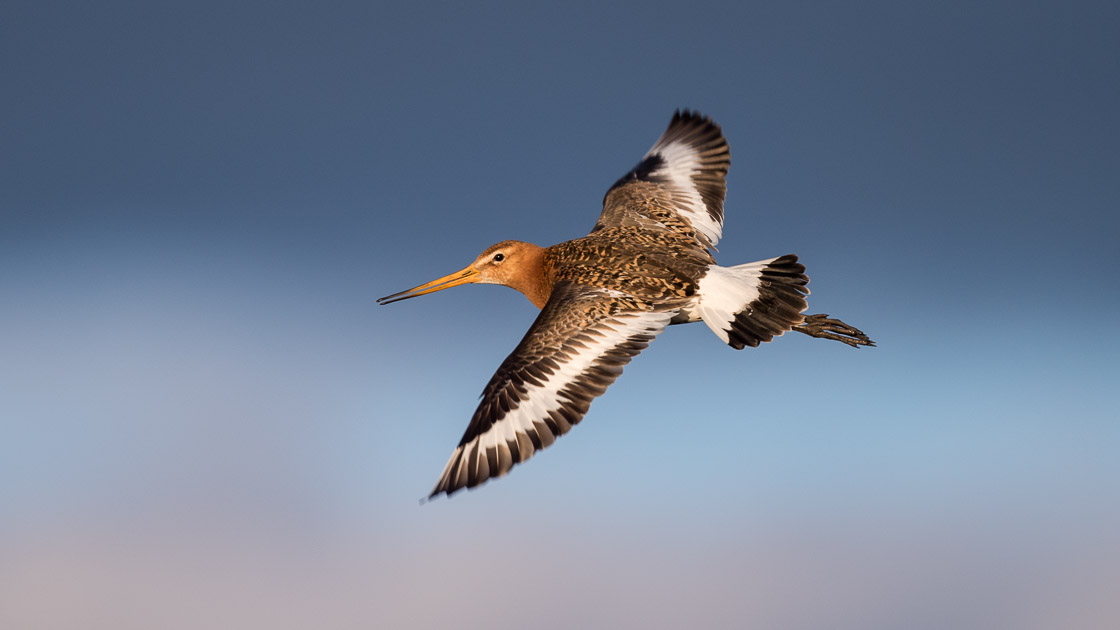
left=378, top=110, right=873, bottom=498
left=546, top=227, right=712, bottom=302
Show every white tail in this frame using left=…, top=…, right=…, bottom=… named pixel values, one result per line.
left=696, top=255, right=810, bottom=349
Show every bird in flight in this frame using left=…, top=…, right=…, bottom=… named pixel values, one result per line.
left=380, top=110, right=873, bottom=499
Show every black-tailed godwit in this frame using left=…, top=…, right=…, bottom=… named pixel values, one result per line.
left=380, top=111, right=873, bottom=498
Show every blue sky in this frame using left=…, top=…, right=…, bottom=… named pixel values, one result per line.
left=2, top=1, right=1119, bottom=628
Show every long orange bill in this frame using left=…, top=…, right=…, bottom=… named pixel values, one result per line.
left=377, top=266, right=479, bottom=305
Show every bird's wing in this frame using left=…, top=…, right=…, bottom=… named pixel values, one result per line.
left=593, top=110, right=730, bottom=249
left=429, top=283, right=677, bottom=498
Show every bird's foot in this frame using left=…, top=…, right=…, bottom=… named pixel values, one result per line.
left=793, top=313, right=875, bottom=348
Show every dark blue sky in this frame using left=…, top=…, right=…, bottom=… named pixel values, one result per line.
left=3, top=2, right=1118, bottom=628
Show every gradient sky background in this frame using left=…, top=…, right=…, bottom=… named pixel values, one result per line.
left=2, top=1, right=1119, bottom=628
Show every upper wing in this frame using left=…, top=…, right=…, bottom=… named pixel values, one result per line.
left=594, top=110, right=730, bottom=249
left=429, top=284, right=677, bottom=498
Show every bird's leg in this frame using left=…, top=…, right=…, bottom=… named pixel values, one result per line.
left=793, top=314, right=875, bottom=348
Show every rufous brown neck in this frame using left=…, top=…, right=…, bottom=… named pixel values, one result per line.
left=502, top=243, right=552, bottom=309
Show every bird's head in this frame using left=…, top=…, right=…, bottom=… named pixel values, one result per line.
left=378, top=240, right=546, bottom=305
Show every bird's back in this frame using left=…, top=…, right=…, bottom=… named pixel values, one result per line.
left=544, top=227, right=713, bottom=304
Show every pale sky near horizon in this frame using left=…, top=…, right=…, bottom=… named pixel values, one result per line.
left=2, top=1, right=1119, bottom=628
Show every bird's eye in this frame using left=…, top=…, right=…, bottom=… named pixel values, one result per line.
left=492, top=253, right=505, bottom=262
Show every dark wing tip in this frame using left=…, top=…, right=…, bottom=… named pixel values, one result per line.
left=604, top=109, right=728, bottom=198
left=667, top=109, right=725, bottom=147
